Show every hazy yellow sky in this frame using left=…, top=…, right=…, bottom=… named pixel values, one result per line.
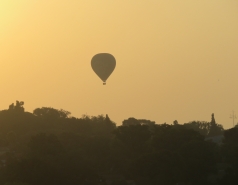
left=0, top=0, right=238, bottom=128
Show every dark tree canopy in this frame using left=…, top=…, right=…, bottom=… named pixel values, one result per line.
left=184, top=114, right=224, bottom=137
left=8, top=101, right=24, bottom=113
left=0, top=101, right=232, bottom=185
left=122, top=117, right=155, bottom=127
left=33, top=107, right=71, bottom=119
left=208, top=113, right=224, bottom=137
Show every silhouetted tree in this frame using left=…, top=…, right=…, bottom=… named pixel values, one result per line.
left=114, top=125, right=151, bottom=151
left=0, top=101, right=229, bottom=185
left=33, top=107, right=70, bottom=119
left=208, top=113, right=223, bottom=137
left=173, top=120, right=179, bottom=125
left=122, top=118, right=140, bottom=126
left=184, top=115, right=224, bottom=137
left=8, top=101, right=24, bottom=113
left=122, top=118, right=156, bottom=128
left=184, top=121, right=211, bottom=136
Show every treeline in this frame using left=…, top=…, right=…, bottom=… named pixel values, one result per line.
left=0, top=101, right=237, bottom=185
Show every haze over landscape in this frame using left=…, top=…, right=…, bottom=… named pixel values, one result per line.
left=1, top=1, right=238, bottom=128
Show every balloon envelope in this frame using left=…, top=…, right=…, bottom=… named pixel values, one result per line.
left=91, top=53, right=116, bottom=84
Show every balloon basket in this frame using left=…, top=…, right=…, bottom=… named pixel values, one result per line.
left=103, top=82, right=106, bottom=85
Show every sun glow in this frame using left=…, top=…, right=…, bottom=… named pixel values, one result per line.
left=0, top=1, right=32, bottom=37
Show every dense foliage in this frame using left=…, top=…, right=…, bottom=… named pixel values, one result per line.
left=0, top=101, right=236, bottom=185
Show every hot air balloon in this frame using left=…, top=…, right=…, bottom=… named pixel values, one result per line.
left=91, top=53, right=116, bottom=85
